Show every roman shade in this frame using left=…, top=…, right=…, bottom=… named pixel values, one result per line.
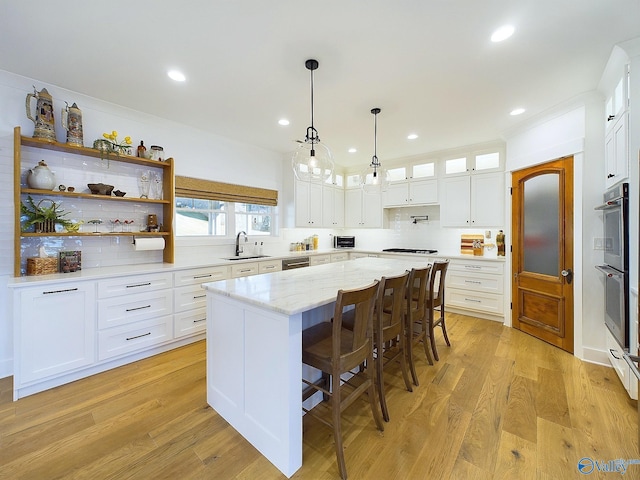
left=175, top=176, right=278, bottom=206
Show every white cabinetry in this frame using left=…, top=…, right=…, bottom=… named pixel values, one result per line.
left=231, top=262, right=259, bottom=278
left=345, top=188, right=382, bottom=228
left=606, top=327, right=638, bottom=399
left=330, top=252, right=349, bottom=262
left=441, top=172, right=504, bottom=227
left=14, top=282, right=96, bottom=393
left=174, top=266, right=229, bottom=338
left=295, top=180, right=322, bottom=227
left=322, top=184, right=344, bottom=227
left=605, top=109, right=629, bottom=188
left=97, top=272, right=173, bottom=360
left=383, top=179, right=437, bottom=207
left=603, top=64, right=630, bottom=188
left=445, top=258, right=505, bottom=320
left=310, top=254, right=331, bottom=266
left=259, top=259, right=282, bottom=273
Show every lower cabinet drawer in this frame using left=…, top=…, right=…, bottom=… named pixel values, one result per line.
left=98, top=290, right=173, bottom=329
left=447, top=271, right=504, bottom=295
left=98, top=315, right=173, bottom=361
left=97, top=272, right=173, bottom=299
left=174, top=308, right=207, bottom=338
left=174, top=284, right=208, bottom=313
left=446, top=289, right=504, bottom=315
left=231, top=263, right=258, bottom=278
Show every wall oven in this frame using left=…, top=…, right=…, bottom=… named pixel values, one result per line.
left=595, top=182, right=629, bottom=348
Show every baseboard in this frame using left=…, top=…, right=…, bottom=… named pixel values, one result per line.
left=581, top=346, right=610, bottom=366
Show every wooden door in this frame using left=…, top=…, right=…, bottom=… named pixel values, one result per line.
left=511, top=156, right=574, bottom=353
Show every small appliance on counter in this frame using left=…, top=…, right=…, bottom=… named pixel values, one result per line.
left=334, top=236, right=355, bottom=248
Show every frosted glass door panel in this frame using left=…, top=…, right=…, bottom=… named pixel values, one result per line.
left=523, top=173, right=559, bottom=276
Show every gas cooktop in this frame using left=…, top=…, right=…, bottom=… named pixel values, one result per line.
left=383, top=248, right=438, bottom=254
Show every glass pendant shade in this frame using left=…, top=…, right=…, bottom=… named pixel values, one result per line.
left=360, top=158, right=389, bottom=194
left=292, top=139, right=334, bottom=182
left=361, top=107, right=388, bottom=194
left=291, top=59, right=334, bottom=182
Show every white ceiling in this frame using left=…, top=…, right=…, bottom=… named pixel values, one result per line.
left=2, top=1, right=640, bottom=168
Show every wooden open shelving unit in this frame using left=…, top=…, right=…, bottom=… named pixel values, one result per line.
left=13, top=126, right=175, bottom=276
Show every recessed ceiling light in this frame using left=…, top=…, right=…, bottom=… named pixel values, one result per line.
left=491, top=25, right=515, bottom=42
left=167, top=70, right=186, bottom=82
left=348, top=148, right=357, bottom=153
left=407, top=134, right=418, bottom=140
left=510, top=108, right=525, bottom=116
left=278, top=119, right=290, bottom=126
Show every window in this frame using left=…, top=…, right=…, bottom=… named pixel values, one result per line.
left=235, top=203, right=272, bottom=236
left=176, top=197, right=227, bottom=236
left=175, top=197, right=274, bottom=237
left=174, top=176, right=278, bottom=238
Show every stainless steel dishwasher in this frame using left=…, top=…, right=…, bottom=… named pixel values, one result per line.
left=282, top=257, right=310, bottom=270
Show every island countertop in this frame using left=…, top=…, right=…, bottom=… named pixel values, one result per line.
left=202, top=256, right=432, bottom=316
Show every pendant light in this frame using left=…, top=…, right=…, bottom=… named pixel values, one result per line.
left=361, top=107, right=389, bottom=194
left=291, top=59, right=334, bottom=182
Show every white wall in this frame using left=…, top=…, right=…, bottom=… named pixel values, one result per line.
left=504, top=96, right=606, bottom=362
left=0, top=68, right=285, bottom=378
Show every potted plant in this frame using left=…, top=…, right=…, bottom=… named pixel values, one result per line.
left=20, top=195, right=73, bottom=233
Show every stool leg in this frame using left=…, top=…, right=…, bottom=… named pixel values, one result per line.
left=440, top=306, right=451, bottom=346
left=332, top=373, right=348, bottom=479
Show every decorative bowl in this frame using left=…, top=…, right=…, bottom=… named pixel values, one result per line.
left=87, top=183, right=114, bottom=195
left=113, top=190, right=126, bottom=197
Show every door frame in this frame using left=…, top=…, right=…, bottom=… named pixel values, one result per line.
left=505, top=151, right=584, bottom=357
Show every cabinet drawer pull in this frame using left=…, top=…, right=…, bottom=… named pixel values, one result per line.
left=193, top=294, right=206, bottom=299
left=126, top=332, right=151, bottom=341
left=126, top=304, right=151, bottom=312
left=125, top=282, right=152, bottom=289
left=464, top=265, right=481, bottom=269
left=193, top=274, right=212, bottom=279
left=193, top=318, right=206, bottom=323
left=464, top=298, right=482, bottom=303
left=464, top=280, right=482, bottom=284
left=43, top=287, right=78, bottom=295
left=239, top=269, right=252, bottom=273
left=264, top=265, right=275, bottom=269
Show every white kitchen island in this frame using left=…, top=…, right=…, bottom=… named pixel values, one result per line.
left=202, top=256, right=431, bottom=477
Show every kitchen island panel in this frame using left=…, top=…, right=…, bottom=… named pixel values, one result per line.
left=207, top=293, right=304, bottom=478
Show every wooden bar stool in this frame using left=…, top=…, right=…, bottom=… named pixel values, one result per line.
left=301, top=280, right=383, bottom=480
left=426, top=260, right=450, bottom=361
left=341, top=271, right=412, bottom=421
left=405, top=265, right=433, bottom=386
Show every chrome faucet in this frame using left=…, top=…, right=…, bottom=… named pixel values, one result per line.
left=235, top=231, right=248, bottom=256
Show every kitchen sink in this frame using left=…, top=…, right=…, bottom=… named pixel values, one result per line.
left=224, top=255, right=270, bottom=261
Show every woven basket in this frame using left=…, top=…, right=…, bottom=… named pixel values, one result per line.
left=27, top=257, right=58, bottom=275
left=34, top=219, right=56, bottom=233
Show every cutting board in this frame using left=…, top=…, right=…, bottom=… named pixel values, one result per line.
left=461, top=234, right=484, bottom=255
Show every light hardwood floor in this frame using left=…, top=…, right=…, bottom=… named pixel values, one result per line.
left=0, top=313, right=637, bottom=479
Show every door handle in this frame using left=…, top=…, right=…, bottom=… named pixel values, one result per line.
left=561, top=268, right=573, bottom=284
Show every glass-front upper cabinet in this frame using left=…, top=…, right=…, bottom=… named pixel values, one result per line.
left=387, top=166, right=407, bottom=183
left=444, top=150, right=502, bottom=176
left=410, top=161, right=435, bottom=179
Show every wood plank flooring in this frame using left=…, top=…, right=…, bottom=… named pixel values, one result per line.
left=0, top=313, right=637, bottom=479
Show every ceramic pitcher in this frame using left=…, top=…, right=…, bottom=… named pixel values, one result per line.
left=61, top=102, right=84, bottom=146
left=26, top=160, right=56, bottom=190
left=25, top=87, right=56, bottom=142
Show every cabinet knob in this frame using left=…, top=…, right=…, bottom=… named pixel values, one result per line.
left=607, top=115, right=616, bottom=121
left=607, top=173, right=615, bottom=178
